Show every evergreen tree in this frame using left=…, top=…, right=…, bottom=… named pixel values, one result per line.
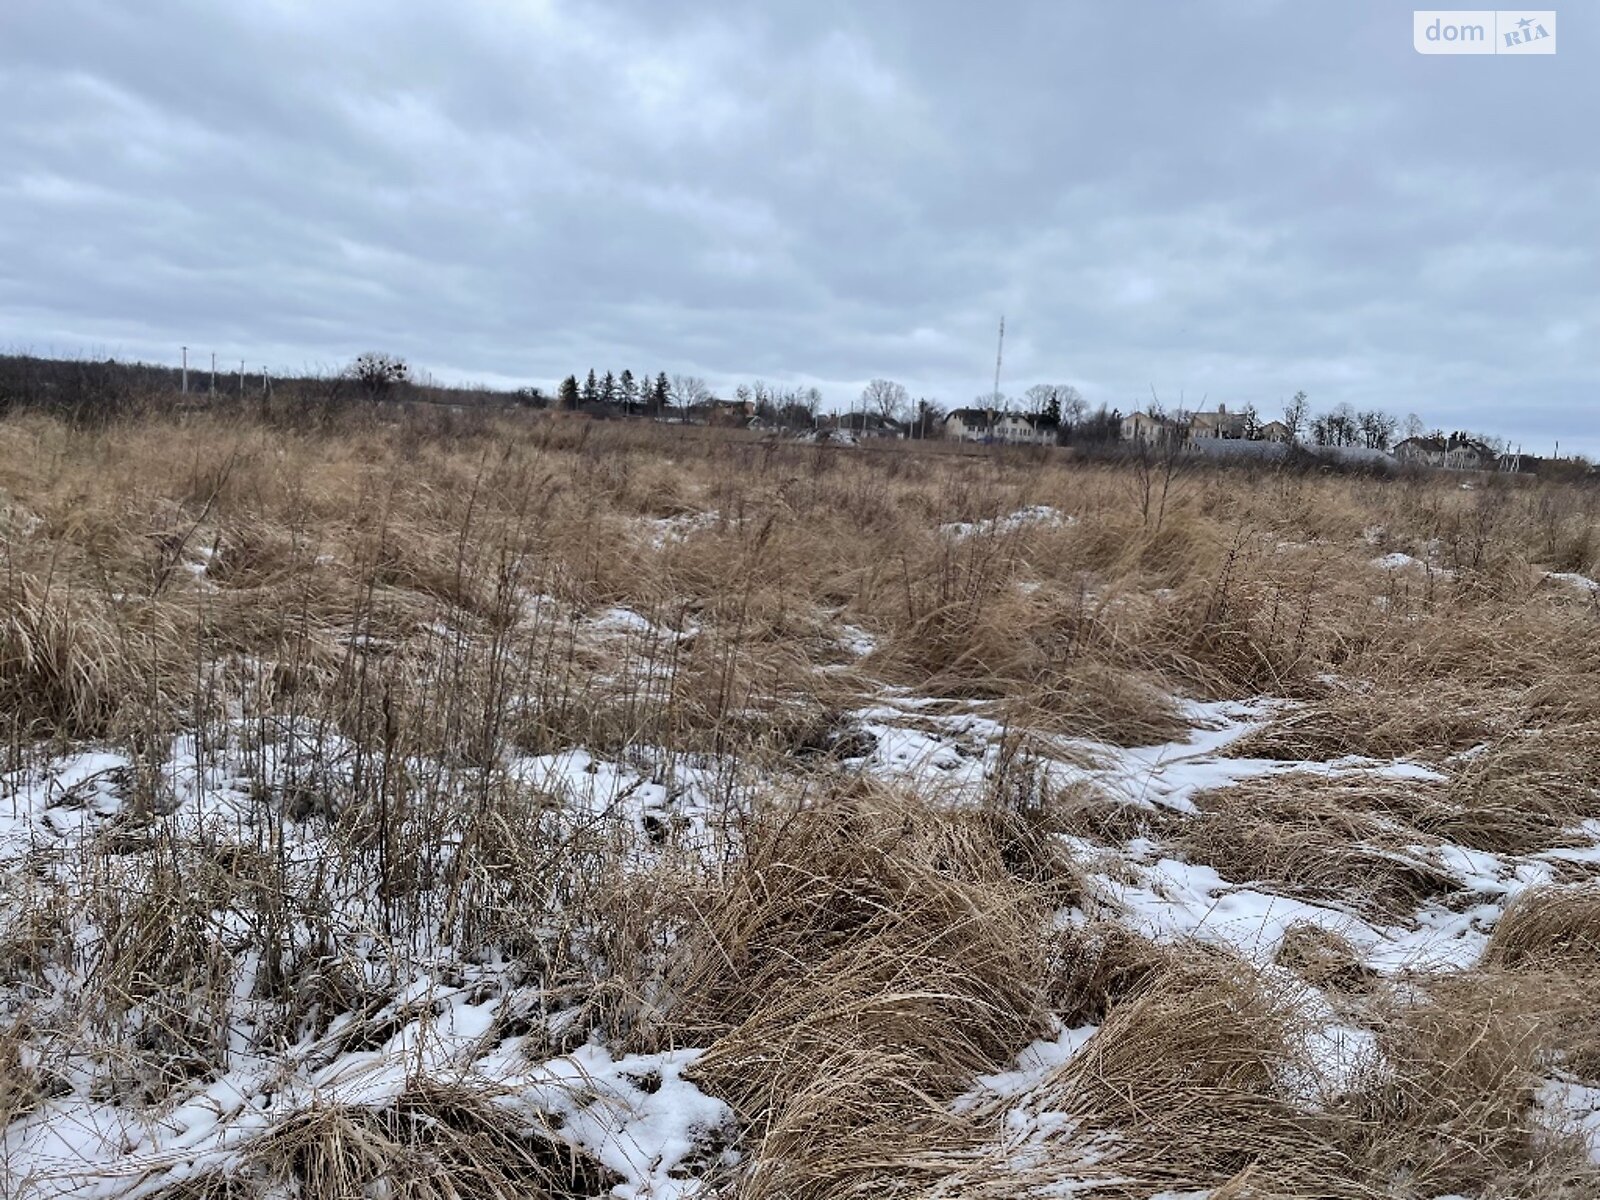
left=600, top=370, right=617, bottom=406
left=559, top=374, right=580, bottom=411
left=653, top=372, right=670, bottom=415
left=620, top=369, right=637, bottom=411
left=582, top=369, right=598, bottom=405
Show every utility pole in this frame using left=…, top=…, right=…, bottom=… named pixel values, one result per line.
left=210, top=352, right=216, bottom=394
left=181, top=346, right=188, bottom=394
left=239, top=360, right=245, bottom=396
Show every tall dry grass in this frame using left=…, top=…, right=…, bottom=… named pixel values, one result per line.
left=0, top=404, right=1597, bottom=1197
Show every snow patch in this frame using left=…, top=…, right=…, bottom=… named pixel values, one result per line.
left=1537, top=1078, right=1600, bottom=1164
left=507, top=1043, right=735, bottom=1199
left=837, top=624, right=877, bottom=657
left=941, top=505, right=1072, bottom=539
left=1547, top=571, right=1600, bottom=595
left=645, top=511, right=719, bottom=550
left=1371, top=551, right=1450, bottom=577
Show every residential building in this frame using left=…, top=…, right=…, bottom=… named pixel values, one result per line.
left=1393, top=433, right=1498, bottom=471
left=1125, top=407, right=1288, bottom=444
left=833, top=412, right=907, bottom=439
left=945, top=408, right=993, bottom=441
left=1187, top=404, right=1249, bottom=440
left=1258, top=420, right=1292, bottom=443
left=944, top=408, right=1056, bottom=445
left=994, top=412, right=1057, bottom=445
left=1120, top=411, right=1176, bottom=442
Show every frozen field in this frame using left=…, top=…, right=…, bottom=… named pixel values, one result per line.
left=2, top=413, right=1598, bottom=1198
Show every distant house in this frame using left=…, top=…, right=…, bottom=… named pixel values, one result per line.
left=995, top=412, right=1057, bottom=445
left=684, top=398, right=756, bottom=427
left=945, top=408, right=993, bottom=442
left=1445, top=441, right=1497, bottom=470
left=1120, top=411, right=1179, bottom=443
left=1392, top=436, right=1442, bottom=466
left=1393, top=433, right=1498, bottom=471
left=833, top=412, right=906, bottom=439
left=1258, top=420, right=1292, bottom=443
left=944, top=409, right=1056, bottom=445
left=1188, top=404, right=1249, bottom=440
left=1126, top=408, right=1289, bottom=445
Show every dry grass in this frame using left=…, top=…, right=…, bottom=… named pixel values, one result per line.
left=1275, top=921, right=1375, bottom=992
left=1047, top=920, right=1179, bottom=1024
left=1353, top=970, right=1600, bottom=1196
left=1171, top=777, right=1465, bottom=919
left=1026, top=955, right=1365, bottom=1197
left=1485, top=886, right=1600, bottom=972
left=1, top=405, right=1598, bottom=1198
left=147, top=1082, right=616, bottom=1200
left=666, top=789, right=1052, bottom=1199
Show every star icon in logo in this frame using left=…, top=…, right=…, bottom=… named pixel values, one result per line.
left=1517, top=16, right=1534, bottom=29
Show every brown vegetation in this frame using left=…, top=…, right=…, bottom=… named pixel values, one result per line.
left=1, top=403, right=1598, bottom=1198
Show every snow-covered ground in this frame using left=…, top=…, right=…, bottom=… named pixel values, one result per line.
left=8, top=672, right=1595, bottom=1196
left=839, top=692, right=1599, bottom=973
left=0, top=722, right=743, bottom=1198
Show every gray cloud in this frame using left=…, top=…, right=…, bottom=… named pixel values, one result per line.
left=1, top=0, right=1595, bottom=451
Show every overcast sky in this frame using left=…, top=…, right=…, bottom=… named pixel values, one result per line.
left=2, top=1, right=1595, bottom=450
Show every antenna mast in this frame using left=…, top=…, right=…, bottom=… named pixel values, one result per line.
left=993, top=316, right=1005, bottom=406
left=989, top=315, right=1005, bottom=438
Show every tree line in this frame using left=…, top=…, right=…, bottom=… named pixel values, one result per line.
left=0, top=352, right=1537, bottom=458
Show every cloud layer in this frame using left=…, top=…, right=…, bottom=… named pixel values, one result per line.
left=2, top=1, right=1595, bottom=450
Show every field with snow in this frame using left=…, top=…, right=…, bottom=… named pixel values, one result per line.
left=2, top=411, right=1599, bottom=1198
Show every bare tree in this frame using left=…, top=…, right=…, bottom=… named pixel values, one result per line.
left=861, top=379, right=909, bottom=422
left=1283, top=391, right=1310, bottom=443
left=1332, top=402, right=1360, bottom=446
left=348, top=352, right=408, bottom=401
left=1061, top=389, right=1087, bottom=428
left=671, top=374, right=711, bottom=408
left=1024, top=384, right=1053, bottom=414
left=1311, top=404, right=1360, bottom=447
left=1025, top=383, right=1085, bottom=429
left=1357, top=409, right=1398, bottom=450
left=775, top=386, right=820, bottom=429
